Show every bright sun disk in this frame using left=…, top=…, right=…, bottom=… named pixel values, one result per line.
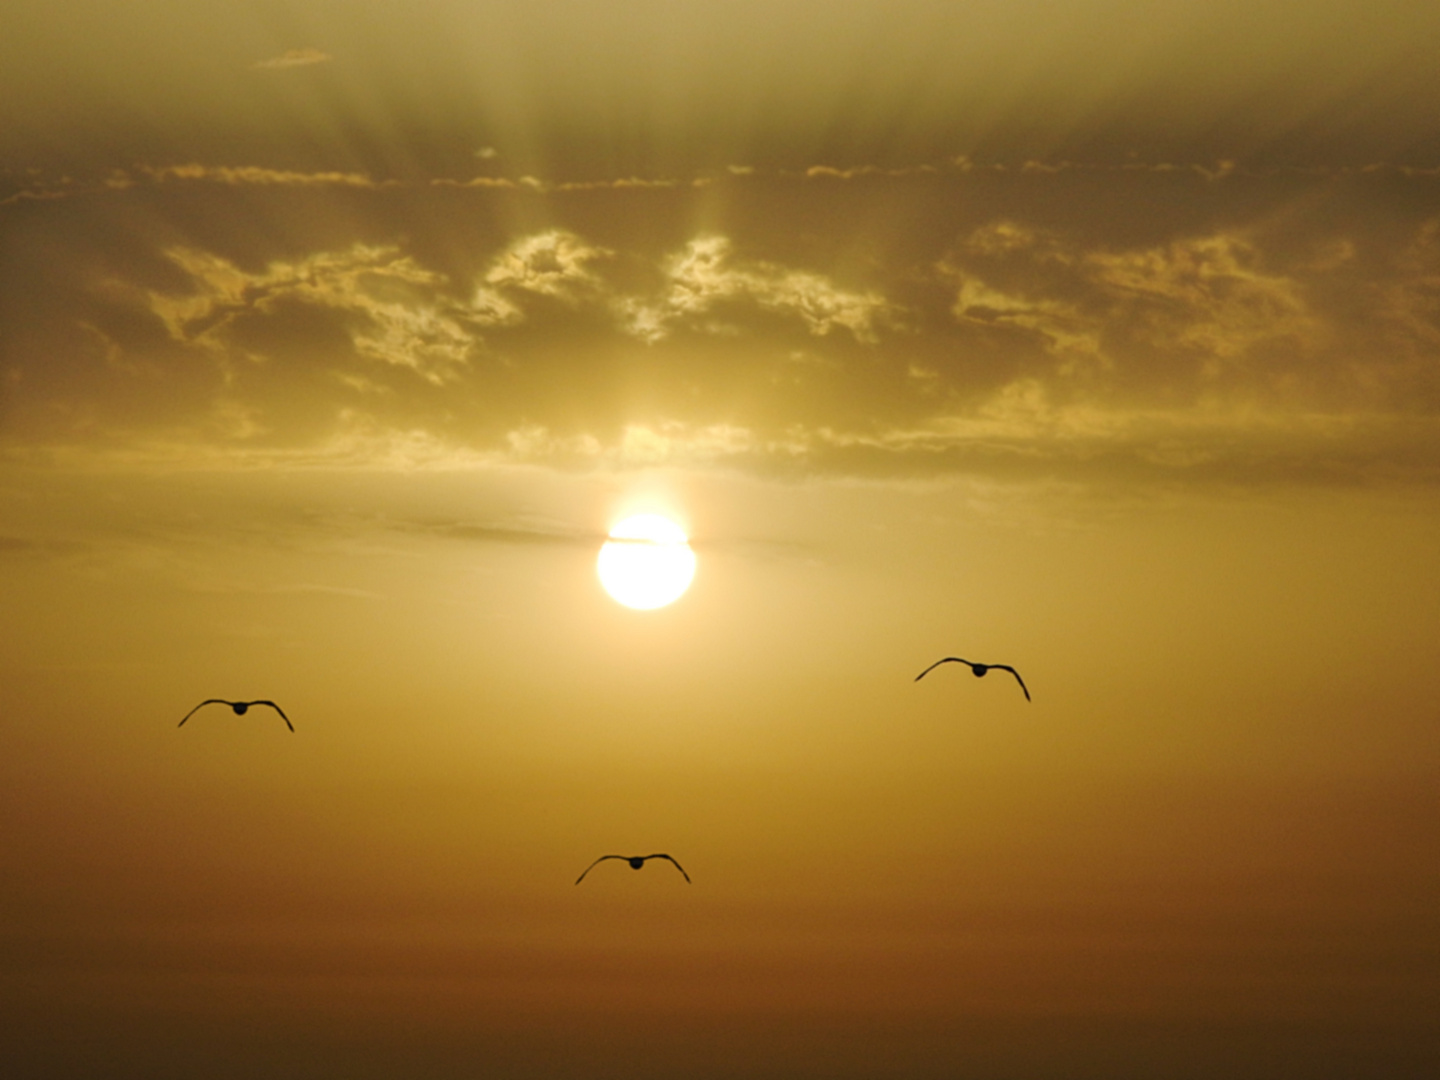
left=596, top=514, right=696, bottom=610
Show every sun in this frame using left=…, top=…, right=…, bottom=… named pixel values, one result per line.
left=596, top=514, right=696, bottom=610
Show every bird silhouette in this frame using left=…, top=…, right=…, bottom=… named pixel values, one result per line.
left=178, top=699, right=294, bottom=732
left=914, top=657, right=1030, bottom=701
left=574, top=854, right=691, bottom=884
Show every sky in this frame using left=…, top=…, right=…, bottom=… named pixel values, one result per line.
left=2, top=2, right=1439, bottom=1077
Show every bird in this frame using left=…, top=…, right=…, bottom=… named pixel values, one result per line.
left=574, top=854, right=691, bottom=884
left=914, top=657, right=1031, bottom=701
left=178, top=699, right=294, bottom=732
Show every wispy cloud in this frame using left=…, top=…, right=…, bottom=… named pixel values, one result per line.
left=483, top=231, right=611, bottom=299
left=253, top=48, right=332, bottom=70
left=12, top=156, right=1436, bottom=215
left=0, top=187, right=68, bottom=208
left=141, top=164, right=382, bottom=188
left=619, top=236, right=896, bottom=344
left=396, top=517, right=605, bottom=548
left=0, top=535, right=59, bottom=556
left=432, top=175, right=689, bottom=193
left=940, top=225, right=1325, bottom=383
left=146, top=243, right=521, bottom=389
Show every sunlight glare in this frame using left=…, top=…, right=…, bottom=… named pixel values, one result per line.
left=596, top=514, right=697, bottom=610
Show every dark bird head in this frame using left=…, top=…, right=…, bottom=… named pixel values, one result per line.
left=232, top=702, right=249, bottom=714
left=628, top=857, right=645, bottom=869
left=972, top=664, right=988, bottom=677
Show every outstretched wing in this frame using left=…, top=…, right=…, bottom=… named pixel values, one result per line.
left=993, top=665, right=1031, bottom=701
left=914, top=657, right=972, bottom=682
left=252, top=700, right=294, bottom=732
left=646, top=854, right=692, bottom=883
left=575, top=855, right=625, bottom=885
left=178, top=699, right=229, bottom=727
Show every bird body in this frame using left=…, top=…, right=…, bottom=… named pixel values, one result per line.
left=178, top=699, right=294, bottom=731
left=914, top=657, right=1030, bottom=701
left=575, top=853, right=691, bottom=884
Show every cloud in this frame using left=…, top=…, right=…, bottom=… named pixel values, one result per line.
left=1082, top=234, right=1321, bottom=368
left=620, top=236, right=895, bottom=344
left=0, top=187, right=68, bottom=207
left=1383, top=218, right=1440, bottom=353
left=141, top=164, right=381, bottom=188
left=6, top=163, right=1440, bottom=486
left=431, top=175, right=686, bottom=194
left=803, top=164, right=939, bottom=180
left=431, top=176, right=521, bottom=190
left=7, top=156, right=1439, bottom=217
left=148, top=244, right=518, bottom=386
left=939, top=223, right=1329, bottom=394
left=946, top=274, right=1102, bottom=375
left=483, top=231, right=611, bottom=299
left=253, top=48, right=332, bottom=70
left=393, top=517, right=605, bottom=548
left=453, top=405, right=1440, bottom=489
left=499, top=421, right=762, bottom=469
left=553, top=177, right=686, bottom=191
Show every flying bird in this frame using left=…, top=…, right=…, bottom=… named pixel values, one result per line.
left=178, top=699, right=294, bottom=732
left=914, top=657, right=1031, bottom=701
left=575, top=854, right=691, bottom=884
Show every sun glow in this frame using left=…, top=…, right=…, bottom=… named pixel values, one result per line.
left=596, top=514, right=696, bottom=610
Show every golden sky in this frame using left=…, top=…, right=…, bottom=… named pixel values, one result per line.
left=3, top=2, right=1439, bottom=1076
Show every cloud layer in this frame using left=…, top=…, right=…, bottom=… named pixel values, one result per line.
left=3, top=163, right=1439, bottom=483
